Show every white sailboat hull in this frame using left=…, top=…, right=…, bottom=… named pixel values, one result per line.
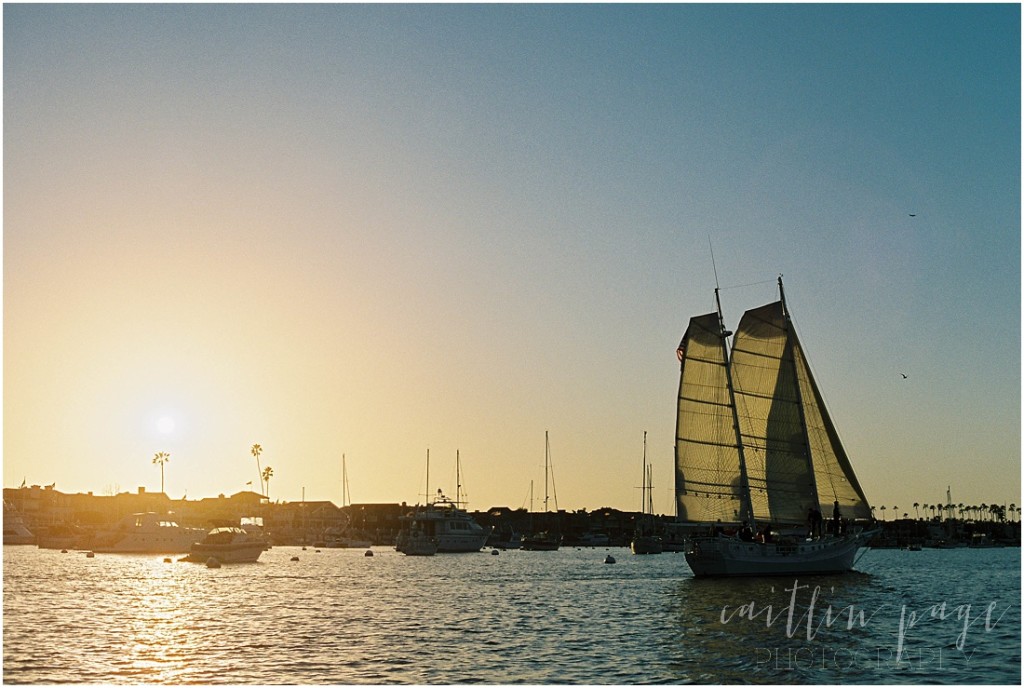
left=684, top=531, right=874, bottom=578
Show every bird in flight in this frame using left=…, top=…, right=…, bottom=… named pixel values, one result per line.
left=900, top=373, right=908, bottom=379
left=909, top=213, right=917, bottom=217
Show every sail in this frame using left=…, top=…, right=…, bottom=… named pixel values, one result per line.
left=792, top=336, right=872, bottom=520
left=730, top=301, right=817, bottom=524
left=675, top=312, right=746, bottom=523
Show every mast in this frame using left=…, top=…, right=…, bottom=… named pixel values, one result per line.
left=456, top=449, right=462, bottom=507
left=647, top=463, right=655, bottom=522
left=716, top=287, right=755, bottom=524
left=544, top=431, right=550, bottom=513
left=425, top=448, right=430, bottom=507
left=341, top=453, right=349, bottom=508
left=640, top=431, right=647, bottom=514
left=777, top=275, right=822, bottom=511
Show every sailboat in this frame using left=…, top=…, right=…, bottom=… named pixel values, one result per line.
left=521, top=431, right=561, bottom=551
left=630, top=431, right=664, bottom=554
left=675, top=276, right=876, bottom=577
left=326, top=454, right=373, bottom=548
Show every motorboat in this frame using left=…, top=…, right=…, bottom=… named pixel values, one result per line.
left=396, top=494, right=490, bottom=553
left=630, top=534, right=664, bottom=555
left=91, top=512, right=206, bottom=554
left=520, top=531, right=560, bottom=551
left=577, top=531, right=611, bottom=547
left=396, top=529, right=438, bottom=556
left=184, top=525, right=268, bottom=563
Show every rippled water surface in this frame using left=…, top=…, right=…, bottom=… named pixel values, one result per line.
left=3, top=545, right=1020, bottom=684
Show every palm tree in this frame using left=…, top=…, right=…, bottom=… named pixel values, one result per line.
left=1010, top=504, right=1017, bottom=523
left=251, top=444, right=264, bottom=495
left=893, top=506, right=899, bottom=522
left=880, top=505, right=887, bottom=521
left=930, top=504, right=937, bottom=520
left=913, top=502, right=920, bottom=520
left=152, top=452, right=170, bottom=494
left=980, top=503, right=988, bottom=522
left=262, top=466, right=274, bottom=501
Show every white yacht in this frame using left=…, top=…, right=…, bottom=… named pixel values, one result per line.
left=396, top=495, right=490, bottom=553
left=91, top=512, right=206, bottom=554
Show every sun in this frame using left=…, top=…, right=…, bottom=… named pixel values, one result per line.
left=157, top=416, right=176, bottom=434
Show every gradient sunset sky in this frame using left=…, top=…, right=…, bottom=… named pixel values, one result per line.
left=4, top=4, right=1019, bottom=515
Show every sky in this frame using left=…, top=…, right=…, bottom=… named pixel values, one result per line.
left=3, top=3, right=1020, bottom=516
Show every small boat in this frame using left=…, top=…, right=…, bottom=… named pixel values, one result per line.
left=397, top=529, right=438, bottom=556
left=520, top=531, right=561, bottom=551
left=326, top=453, right=376, bottom=549
left=3, top=501, right=36, bottom=545
left=577, top=531, right=611, bottom=547
left=630, top=432, right=664, bottom=555
left=676, top=277, right=877, bottom=577
left=91, top=512, right=206, bottom=554
left=521, top=432, right=561, bottom=551
left=630, top=534, right=664, bottom=555
left=183, top=525, right=269, bottom=564
left=324, top=532, right=374, bottom=548
left=486, top=527, right=522, bottom=550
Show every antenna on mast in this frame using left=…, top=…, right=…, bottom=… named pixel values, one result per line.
left=709, top=236, right=721, bottom=292
left=709, top=237, right=732, bottom=338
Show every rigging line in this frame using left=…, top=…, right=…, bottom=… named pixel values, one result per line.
left=717, top=278, right=777, bottom=291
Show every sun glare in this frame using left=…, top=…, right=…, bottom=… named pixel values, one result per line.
left=157, top=416, right=176, bottom=435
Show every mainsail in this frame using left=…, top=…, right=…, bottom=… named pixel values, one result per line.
left=730, top=301, right=818, bottom=524
left=675, top=281, right=871, bottom=525
left=675, top=312, right=748, bottom=523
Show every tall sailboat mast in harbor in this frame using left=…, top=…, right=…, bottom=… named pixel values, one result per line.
left=675, top=276, right=875, bottom=576
left=521, top=431, right=561, bottom=551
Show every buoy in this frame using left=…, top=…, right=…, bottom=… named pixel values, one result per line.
left=604, top=555, right=616, bottom=564
left=315, top=549, right=321, bottom=553
left=163, top=557, right=172, bottom=563
left=491, top=549, right=500, bottom=555
left=290, top=556, right=299, bottom=561
left=302, top=546, right=307, bottom=551
left=85, top=551, right=95, bottom=558
left=61, top=549, right=68, bottom=554
left=364, top=549, right=373, bottom=557
left=206, top=557, right=221, bottom=568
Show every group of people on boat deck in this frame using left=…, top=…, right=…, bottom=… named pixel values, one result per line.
left=736, top=522, right=774, bottom=544
left=807, top=500, right=845, bottom=538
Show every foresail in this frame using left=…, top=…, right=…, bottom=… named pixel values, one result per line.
left=730, top=301, right=818, bottom=524
left=675, top=312, right=745, bottom=523
left=792, top=337, right=872, bottom=520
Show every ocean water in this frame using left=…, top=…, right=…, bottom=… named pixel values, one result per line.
left=3, top=544, right=1020, bottom=684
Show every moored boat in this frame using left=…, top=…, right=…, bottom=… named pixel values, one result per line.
left=521, top=432, right=561, bottom=551
left=396, top=495, right=490, bottom=553
left=630, top=534, right=664, bottom=555
left=396, top=529, right=439, bottom=556
left=520, top=531, right=561, bottom=551
left=3, top=501, right=36, bottom=545
left=91, top=512, right=206, bottom=554
left=183, top=524, right=269, bottom=563
left=630, top=431, right=663, bottom=555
